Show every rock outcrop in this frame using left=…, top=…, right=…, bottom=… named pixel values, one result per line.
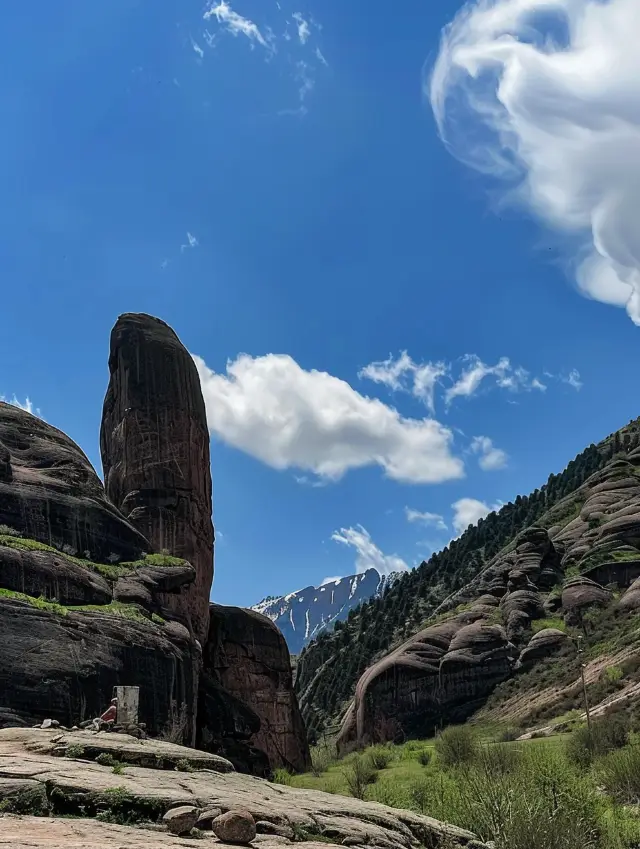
left=101, top=313, right=214, bottom=647
left=0, top=728, right=487, bottom=849
left=1, top=314, right=309, bottom=777
left=201, top=605, right=311, bottom=774
left=0, top=402, right=147, bottom=561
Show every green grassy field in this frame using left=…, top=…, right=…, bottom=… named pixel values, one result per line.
left=276, top=724, right=640, bottom=849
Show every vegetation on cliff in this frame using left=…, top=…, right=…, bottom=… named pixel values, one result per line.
left=296, top=417, right=640, bottom=738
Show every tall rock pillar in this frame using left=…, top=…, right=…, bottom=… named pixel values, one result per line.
left=100, top=313, right=213, bottom=646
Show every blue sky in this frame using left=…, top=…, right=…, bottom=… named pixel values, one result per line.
left=2, top=0, right=639, bottom=607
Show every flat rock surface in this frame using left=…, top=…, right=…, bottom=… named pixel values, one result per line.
left=0, top=729, right=484, bottom=849
left=0, top=815, right=333, bottom=848
left=8, top=728, right=232, bottom=772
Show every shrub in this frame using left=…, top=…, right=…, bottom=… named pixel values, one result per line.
left=566, top=715, right=630, bottom=767
left=434, top=725, right=478, bottom=768
left=96, top=752, right=117, bottom=767
left=455, top=746, right=603, bottom=849
left=596, top=746, right=640, bottom=805
left=272, top=768, right=293, bottom=785
left=417, top=749, right=432, bottom=767
left=310, top=740, right=337, bottom=776
left=65, top=744, right=85, bottom=759
left=0, top=525, right=21, bottom=537
left=158, top=700, right=188, bottom=744
left=496, top=725, right=520, bottom=743
left=367, top=744, right=393, bottom=770
left=343, top=754, right=377, bottom=800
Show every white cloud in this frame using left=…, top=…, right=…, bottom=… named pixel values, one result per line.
left=358, top=351, right=447, bottom=414
left=315, top=47, right=328, bottom=67
left=562, top=369, right=583, bottom=391
left=204, top=1, right=271, bottom=50
left=193, top=352, right=464, bottom=484
left=452, top=497, right=501, bottom=535
left=181, top=232, right=198, bottom=252
left=292, top=12, right=310, bottom=44
left=429, top=0, right=640, bottom=326
left=0, top=396, right=39, bottom=417
left=331, top=525, right=409, bottom=577
left=405, top=507, right=448, bottom=531
left=360, top=351, right=552, bottom=411
left=320, top=575, right=343, bottom=586
left=445, top=355, right=510, bottom=405
left=470, top=435, right=508, bottom=471
left=192, top=40, right=204, bottom=59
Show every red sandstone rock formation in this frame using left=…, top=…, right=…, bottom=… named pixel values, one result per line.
left=203, top=605, right=311, bottom=774
left=100, top=314, right=214, bottom=646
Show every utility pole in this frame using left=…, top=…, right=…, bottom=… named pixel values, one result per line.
left=576, top=635, right=592, bottom=731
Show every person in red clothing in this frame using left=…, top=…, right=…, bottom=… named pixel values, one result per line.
left=99, top=698, right=118, bottom=724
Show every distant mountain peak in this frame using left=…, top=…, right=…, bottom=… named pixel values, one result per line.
left=251, top=568, right=400, bottom=653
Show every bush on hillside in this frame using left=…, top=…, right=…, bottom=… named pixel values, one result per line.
left=596, top=745, right=640, bottom=805
left=342, top=753, right=377, bottom=800
left=434, top=725, right=478, bottom=768
left=367, top=744, right=393, bottom=770
left=565, top=714, right=630, bottom=767
left=417, top=749, right=432, bottom=767
left=310, top=740, right=337, bottom=776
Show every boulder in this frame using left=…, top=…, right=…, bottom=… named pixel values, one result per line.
left=0, top=402, right=148, bottom=563
left=196, top=807, right=223, bottom=829
left=212, top=810, right=257, bottom=844
left=618, top=576, right=640, bottom=611
left=519, top=629, right=569, bottom=667
left=163, top=805, right=199, bottom=835
left=562, top=576, right=612, bottom=623
left=100, top=313, right=214, bottom=647
left=256, top=820, right=295, bottom=839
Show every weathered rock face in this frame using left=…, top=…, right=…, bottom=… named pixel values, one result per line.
left=201, top=605, right=311, bottom=774
left=0, top=595, right=199, bottom=734
left=100, top=313, right=213, bottom=646
left=337, top=613, right=516, bottom=752
left=518, top=628, right=569, bottom=667
left=0, top=402, right=148, bottom=562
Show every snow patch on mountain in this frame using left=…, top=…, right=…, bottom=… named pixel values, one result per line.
left=251, top=568, right=400, bottom=654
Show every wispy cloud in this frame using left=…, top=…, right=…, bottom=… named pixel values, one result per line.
left=292, top=12, right=310, bottom=45
left=430, top=0, right=640, bottom=326
left=562, top=370, right=583, bottom=391
left=181, top=231, right=198, bottom=252
left=200, top=1, right=327, bottom=114
left=204, top=1, right=271, bottom=50
left=331, top=525, right=409, bottom=577
left=470, top=435, right=508, bottom=471
left=191, top=39, right=204, bottom=59
left=360, top=351, right=563, bottom=412
left=405, top=507, right=448, bottom=531
left=0, top=395, right=40, bottom=418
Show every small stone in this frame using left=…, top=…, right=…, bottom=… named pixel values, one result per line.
left=41, top=719, right=53, bottom=729
left=196, top=807, right=223, bottom=829
left=255, top=821, right=294, bottom=840
left=163, top=805, right=199, bottom=835
left=212, top=810, right=256, bottom=845
left=71, top=726, right=79, bottom=731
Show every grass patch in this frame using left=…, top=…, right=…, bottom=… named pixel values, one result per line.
left=68, top=602, right=153, bottom=624
left=0, top=587, right=68, bottom=615
left=531, top=617, right=567, bottom=633
left=0, top=534, right=189, bottom=583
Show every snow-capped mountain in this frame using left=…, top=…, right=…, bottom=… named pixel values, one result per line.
left=251, top=569, right=399, bottom=654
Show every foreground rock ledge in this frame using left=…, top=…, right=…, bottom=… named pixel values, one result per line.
left=0, top=729, right=486, bottom=849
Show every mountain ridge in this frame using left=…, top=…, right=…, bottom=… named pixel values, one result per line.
left=251, top=569, right=399, bottom=654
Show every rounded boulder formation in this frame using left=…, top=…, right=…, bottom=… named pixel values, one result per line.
left=562, top=576, right=611, bottom=623
left=212, top=810, right=257, bottom=845
left=519, top=629, right=569, bottom=667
